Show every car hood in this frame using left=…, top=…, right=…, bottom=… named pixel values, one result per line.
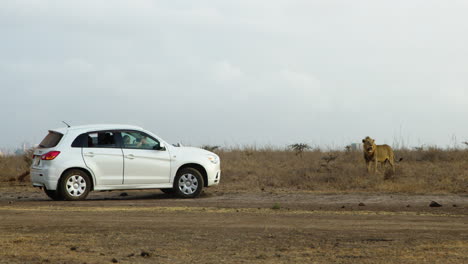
left=174, top=146, right=216, bottom=156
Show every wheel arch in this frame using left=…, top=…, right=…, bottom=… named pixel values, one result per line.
left=59, top=167, right=95, bottom=191
left=175, top=163, right=208, bottom=187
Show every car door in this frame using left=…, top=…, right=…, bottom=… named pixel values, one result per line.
left=82, top=131, right=124, bottom=186
left=120, top=130, right=171, bottom=185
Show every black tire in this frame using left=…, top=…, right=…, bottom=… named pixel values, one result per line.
left=58, top=169, right=91, bottom=201
left=160, top=188, right=176, bottom=195
left=44, top=188, right=63, bottom=201
left=174, top=167, right=204, bottom=198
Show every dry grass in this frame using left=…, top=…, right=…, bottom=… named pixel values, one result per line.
left=215, top=147, right=468, bottom=194
left=1, top=147, right=467, bottom=194
left=0, top=152, right=32, bottom=182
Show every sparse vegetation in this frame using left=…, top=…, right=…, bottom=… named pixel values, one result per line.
left=318, top=152, right=340, bottom=173
left=321, top=153, right=339, bottom=164
left=216, top=146, right=467, bottom=194
left=288, top=143, right=311, bottom=157
left=200, top=145, right=220, bottom=152
left=271, top=203, right=281, bottom=210
left=1, top=146, right=467, bottom=194
left=0, top=153, right=32, bottom=182
left=345, top=145, right=351, bottom=152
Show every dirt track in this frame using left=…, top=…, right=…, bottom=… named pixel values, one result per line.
left=0, top=185, right=467, bottom=263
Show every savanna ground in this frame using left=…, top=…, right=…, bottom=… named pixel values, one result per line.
left=0, top=147, right=467, bottom=263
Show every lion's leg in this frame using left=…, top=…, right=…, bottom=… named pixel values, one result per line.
left=389, top=158, right=395, bottom=173
left=389, top=152, right=396, bottom=173
left=366, top=161, right=371, bottom=173
left=374, top=159, right=379, bottom=174
left=383, top=159, right=388, bottom=171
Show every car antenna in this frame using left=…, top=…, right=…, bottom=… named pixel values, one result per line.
left=62, top=121, right=71, bottom=128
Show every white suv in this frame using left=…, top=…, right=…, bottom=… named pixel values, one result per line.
left=31, top=124, right=221, bottom=200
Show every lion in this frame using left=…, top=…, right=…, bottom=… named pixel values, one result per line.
left=362, top=136, right=396, bottom=174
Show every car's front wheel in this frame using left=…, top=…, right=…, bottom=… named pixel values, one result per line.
left=174, top=168, right=204, bottom=198
left=58, top=169, right=91, bottom=201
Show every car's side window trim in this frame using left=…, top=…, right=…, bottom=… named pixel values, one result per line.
left=83, top=130, right=122, bottom=149
left=118, top=130, right=162, bottom=150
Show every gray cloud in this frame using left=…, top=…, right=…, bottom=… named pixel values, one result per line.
left=1, top=0, right=467, bottom=149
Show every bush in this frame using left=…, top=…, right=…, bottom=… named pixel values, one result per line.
left=0, top=154, right=31, bottom=182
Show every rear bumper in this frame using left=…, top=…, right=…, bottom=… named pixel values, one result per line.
left=31, top=167, right=60, bottom=190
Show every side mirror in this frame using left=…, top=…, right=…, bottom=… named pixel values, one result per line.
left=154, top=142, right=166, bottom=151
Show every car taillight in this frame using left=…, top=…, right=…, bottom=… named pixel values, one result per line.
left=41, top=151, right=61, bottom=160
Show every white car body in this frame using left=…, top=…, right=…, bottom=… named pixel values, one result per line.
left=31, top=124, right=220, bottom=199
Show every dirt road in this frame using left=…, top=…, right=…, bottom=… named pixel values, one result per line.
left=0, top=185, right=467, bottom=263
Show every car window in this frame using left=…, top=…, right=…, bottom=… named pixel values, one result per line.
left=86, top=132, right=117, bottom=148
left=71, top=133, right=88, bottom=148
left=38, top=131, right=63, bottom=148
left=121, top=131, right=160, bottom=150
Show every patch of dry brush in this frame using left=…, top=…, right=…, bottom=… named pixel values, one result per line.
left=1, top=147, right=466, bottom=194
left=0, top=151, right=32, bottom=182
left=216, top=147, right=468, bottom=194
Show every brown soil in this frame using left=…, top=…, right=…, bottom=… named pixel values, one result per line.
left=0, top=183, right=467, bottom=263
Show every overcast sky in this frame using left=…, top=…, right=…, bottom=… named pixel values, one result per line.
left=1, top=0, right=467, bottom=150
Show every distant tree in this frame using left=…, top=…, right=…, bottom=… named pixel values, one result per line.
left=288, top=143, right=311, bottom=157
left=200, top=145, right=220, bottom=152
left=463, top=141, right=468, bottom=148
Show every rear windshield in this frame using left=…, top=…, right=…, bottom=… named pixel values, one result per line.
left=38, top=131, right=63, bottom=148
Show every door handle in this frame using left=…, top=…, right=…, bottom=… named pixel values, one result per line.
left=125, top=154, right=135, bottom=159
left=84, top=152, right=94, bottom=157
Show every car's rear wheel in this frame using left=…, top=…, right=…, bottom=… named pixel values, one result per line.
left=58, top=169, right=91, bottom=201
left=44, top=188, right=63, bottom=201
left=174, top=168, right=204, bottom=198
